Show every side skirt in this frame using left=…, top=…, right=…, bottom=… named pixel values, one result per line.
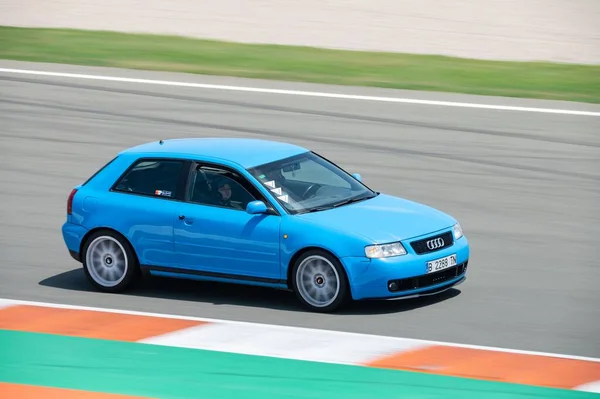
left=140, top=265, right=290, bottom=290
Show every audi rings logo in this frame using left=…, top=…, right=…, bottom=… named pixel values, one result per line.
left=426, top=237, right=445, bottom=250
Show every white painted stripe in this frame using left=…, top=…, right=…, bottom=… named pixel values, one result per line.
left=574, top=380, right=600, bottom=393
left=0, top=299, right=16, bottom=310
left=140, top=322, right=429, bottom=365
left=1, top=68, right=599, bottom=117
left=1, top=297, right=599, bottom=363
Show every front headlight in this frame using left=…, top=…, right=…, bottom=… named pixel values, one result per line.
left=365, top=242, right=407, bottom=258
left=453, top=223, right=463, bottom=240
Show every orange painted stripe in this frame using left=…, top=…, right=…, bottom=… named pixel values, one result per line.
left=0, top=382, right=151, bottom=399
left=365, top=345, right=600, bottom=389
left=0, top=305, right=205, bottom=341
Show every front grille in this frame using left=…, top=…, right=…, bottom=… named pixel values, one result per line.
left=387, top=261, right=467, bottom=293
left=410, top=231, right=454, bottom=255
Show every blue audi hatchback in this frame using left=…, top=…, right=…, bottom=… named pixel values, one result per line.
left=62, top=138, right=469, bottom=312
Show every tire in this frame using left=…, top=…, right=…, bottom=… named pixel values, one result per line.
left=291, top=249, right=350, bottom=313
left=81, top=229, right=138, bottom=293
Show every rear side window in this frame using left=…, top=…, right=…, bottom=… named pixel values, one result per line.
left=112, top=159, right=185, bottom=199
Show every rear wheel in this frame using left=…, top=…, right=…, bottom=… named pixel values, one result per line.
left=82, top=230, right=138, bottom=292
left=291, top=250, right=350, bottom=313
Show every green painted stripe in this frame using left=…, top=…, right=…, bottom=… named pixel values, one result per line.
left=0, top=330, right=595, bottom=399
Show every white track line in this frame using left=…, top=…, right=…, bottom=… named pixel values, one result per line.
left=139, top=323, right=431, bottom=365
left=574, top=381, right=600, bottom=393
left=1, top=297, right=599, bottom=363
left=1, top=68, right=599, bottom=117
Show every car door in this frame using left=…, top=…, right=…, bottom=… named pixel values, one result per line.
left=173, top=162, right=282, bottom=283
left=108, top=157, right=191, bottom=268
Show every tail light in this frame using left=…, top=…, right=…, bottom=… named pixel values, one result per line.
left=67, top=188, right=78, bottom=215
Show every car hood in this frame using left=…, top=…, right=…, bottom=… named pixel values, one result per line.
left=296, top=193, right=456, bottom=243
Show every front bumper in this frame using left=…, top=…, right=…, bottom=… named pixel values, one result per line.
left=343, top=234, right=470, bottom=300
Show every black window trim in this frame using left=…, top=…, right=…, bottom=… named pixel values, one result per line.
left=184, top=160, right=281, bottom=216
left=109, top=156, right=192, bottom=202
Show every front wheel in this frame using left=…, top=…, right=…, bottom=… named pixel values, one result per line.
left=82, top=230, right=138, bottom=292
left=291, top=250, right=350, bottom=313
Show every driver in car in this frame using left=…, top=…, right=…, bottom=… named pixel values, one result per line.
left=214, top=177, right=242, bottom=209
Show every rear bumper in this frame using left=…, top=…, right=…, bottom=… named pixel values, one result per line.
left=62, top=221, right=88, bottom=263
left=69, top=250, right=81, bottom=262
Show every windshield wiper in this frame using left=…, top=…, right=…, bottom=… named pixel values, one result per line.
left=298, top=193, right=377, bottom=214
left=298, top=205, right=334, bottom=214
left=331, top=194, right=377, bottom=208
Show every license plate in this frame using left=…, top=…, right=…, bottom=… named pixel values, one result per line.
left=426, top=254, right=457, bottom=274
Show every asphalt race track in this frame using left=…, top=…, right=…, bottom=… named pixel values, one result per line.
left=1, top=60, right=599, bottom=358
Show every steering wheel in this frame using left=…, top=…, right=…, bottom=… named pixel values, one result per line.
left=302, top=183, right=321, bottom=199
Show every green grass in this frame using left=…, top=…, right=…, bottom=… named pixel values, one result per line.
left=1, top=26, right=599, bottom=103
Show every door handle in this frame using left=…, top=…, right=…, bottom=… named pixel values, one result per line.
left=179, top=214, right=194, bottom=225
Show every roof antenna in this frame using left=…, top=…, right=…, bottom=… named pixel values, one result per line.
left=159, top=139, right=164, bottom=145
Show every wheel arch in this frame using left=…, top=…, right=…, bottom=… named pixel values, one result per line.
left=285, top=246, right=350, bottom=290
left=79, top=226, right=140, bottom=267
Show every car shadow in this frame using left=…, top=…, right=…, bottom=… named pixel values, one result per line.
left=39, top=268, right=461, bottom=315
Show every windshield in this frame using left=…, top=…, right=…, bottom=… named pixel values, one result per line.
left=247, top=151, right=377, bottom=214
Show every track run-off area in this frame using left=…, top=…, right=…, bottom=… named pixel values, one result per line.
left=1, top=60, right=599, bottom=396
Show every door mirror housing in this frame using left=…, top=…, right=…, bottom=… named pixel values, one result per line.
left=246, top=200, right=268, bottom=214
left=352, top=173, right=362, bottom=182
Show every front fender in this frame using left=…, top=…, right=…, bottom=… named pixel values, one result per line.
left=280, top=216, right=371, bottom=283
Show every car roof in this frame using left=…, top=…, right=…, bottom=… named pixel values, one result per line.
left=120, top=137, right=309, bottom=168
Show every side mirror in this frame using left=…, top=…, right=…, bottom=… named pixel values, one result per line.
left=352, top=173, right=362, bottom=182
left=246, top=200, right=268, bottom=214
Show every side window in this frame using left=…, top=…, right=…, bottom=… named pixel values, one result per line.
left=188, top=165, right=257, bottom=210
left=113, top=159, right=184, bottom=199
